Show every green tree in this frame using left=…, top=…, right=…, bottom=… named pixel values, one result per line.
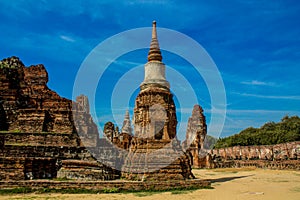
left=214, top=115, right=300, bottom=148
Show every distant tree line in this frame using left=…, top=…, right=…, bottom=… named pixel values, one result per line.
left=214, top=116, right=300, bottom=149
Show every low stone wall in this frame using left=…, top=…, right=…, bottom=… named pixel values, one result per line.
left=211, top=141, right=300, bottom=161
left=57, top=159, right=119, bottom=181
left=197, top=141, right=300, bottom=170
left=0, top=179, right=210, bottom=191
left=210, top=159, right=300, bottom=170
left=233, top=160, right=300, bottom=170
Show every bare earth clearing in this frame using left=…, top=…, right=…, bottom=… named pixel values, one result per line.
left=1, top=168, right=300, bottom=200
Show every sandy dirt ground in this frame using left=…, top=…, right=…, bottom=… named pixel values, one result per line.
left=1, top=168, right=300, bottom=200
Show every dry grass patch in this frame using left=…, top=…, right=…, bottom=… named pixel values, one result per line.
left=211, top=167, right=256, bottom=173
left=6, top=196, right=65, bottom=200
left=290, top=187, right=300, bottom=192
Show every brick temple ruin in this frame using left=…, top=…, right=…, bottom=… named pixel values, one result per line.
left=0, top=21, right=299, bottom=185
left=199, top=141, right=300, bottom=169
left=122, top=21, right=194, bottom=180
left=0, top=56, right=119, bottom=180
left=0, top=22, right=199, bottom=181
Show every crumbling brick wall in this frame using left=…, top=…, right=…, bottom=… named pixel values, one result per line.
left=198, top=141, right=300, bottom=169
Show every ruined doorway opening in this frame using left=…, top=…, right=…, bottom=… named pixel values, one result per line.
left=154, top=121, right=164, bottom=139
left=42, top=111, right=54, bottom=132
left=24, top=158, right=57, bottom=179
left=0, top=101, right=8, bottom=131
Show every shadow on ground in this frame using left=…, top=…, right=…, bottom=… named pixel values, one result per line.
left=208, top=175, right=254, bottom=183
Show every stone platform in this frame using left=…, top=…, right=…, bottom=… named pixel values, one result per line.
left=0, top=179, right=211, bottom=192
left=122, top=138, right=194, bottom=181
left=0, top=132, right=120, bottom=181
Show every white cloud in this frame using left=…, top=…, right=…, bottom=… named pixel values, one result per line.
left=210, top=109, right=300, bottom=115
left=241, top=80, right=275, bottom=86
left=60, top=35, right=75, bottom=42
left=238, top=93, right=300, bottom=100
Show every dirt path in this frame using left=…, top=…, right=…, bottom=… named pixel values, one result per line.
left=1, top=168, right=300, bottom=200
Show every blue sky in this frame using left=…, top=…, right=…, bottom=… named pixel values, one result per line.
left=0, top=0, right=300, bottom=140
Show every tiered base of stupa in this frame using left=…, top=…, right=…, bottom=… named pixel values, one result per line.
left=122, top=138, right=194, bottom=181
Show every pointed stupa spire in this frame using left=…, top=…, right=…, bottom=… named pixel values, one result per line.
left=141, top=21, right=169, bottom=90
left=124, top=109, right=130, bottom=120
left=121, top=110, right=132, bottom=135
left=147, top=21, right=162, bottom=62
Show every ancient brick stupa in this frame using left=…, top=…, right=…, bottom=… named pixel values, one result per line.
left=182, top=105, right=207, bottom=168
left=122, top=21, right=194, bottom=180
left=121, top=110, right=133, bottom=135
